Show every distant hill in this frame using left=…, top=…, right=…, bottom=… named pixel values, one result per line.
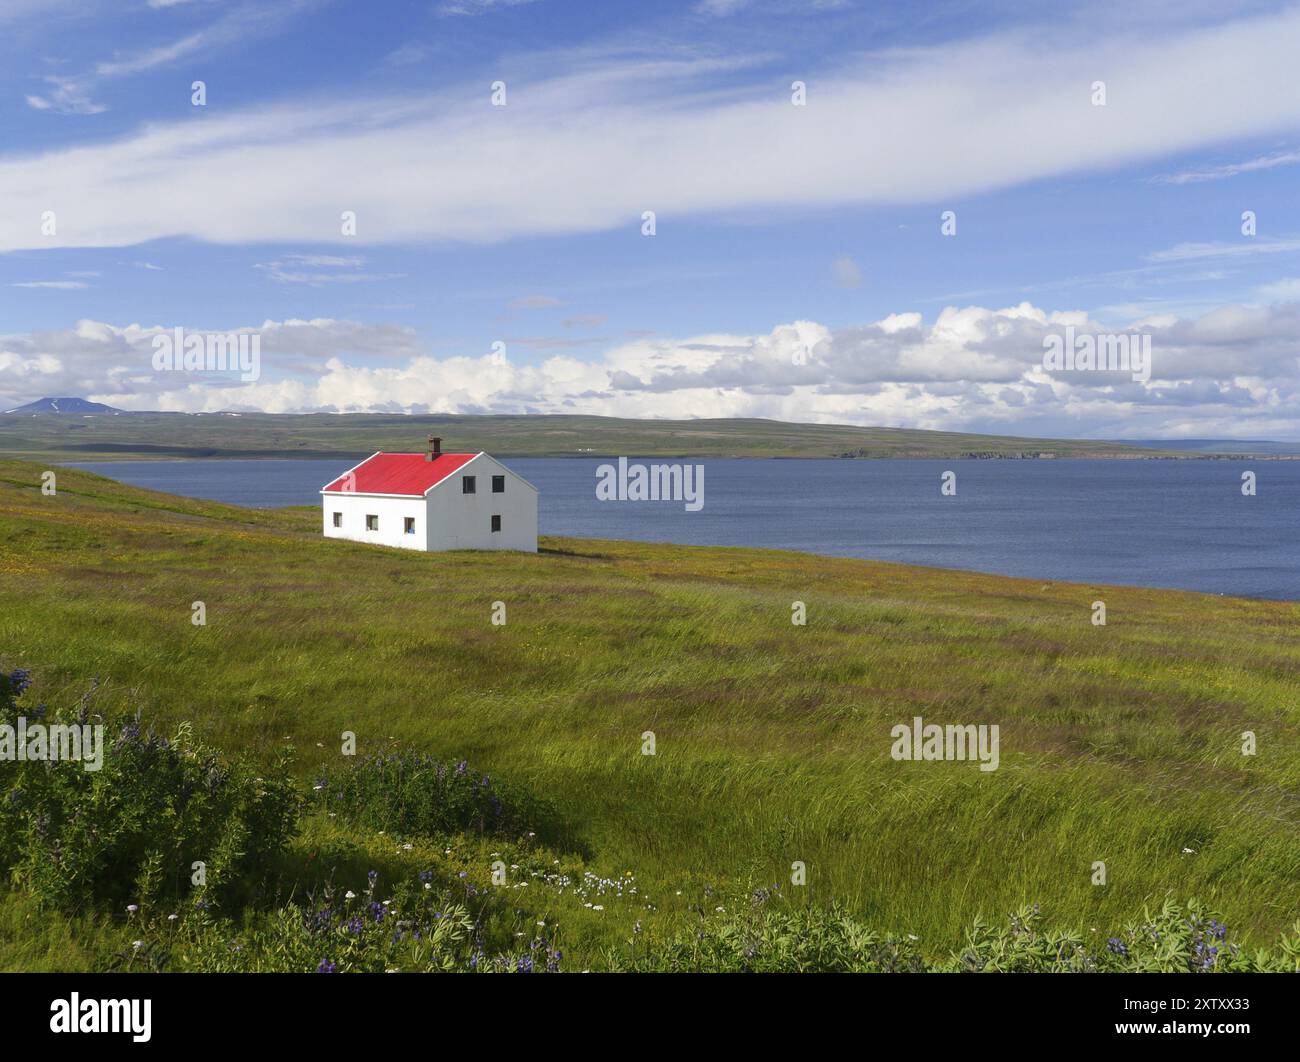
left=4, top=397, right=123, bottom=415
left=0, top=409, right=1187, bottom=461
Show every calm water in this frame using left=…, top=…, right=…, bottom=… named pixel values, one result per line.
left=66, top=457, right=1300, bottom=599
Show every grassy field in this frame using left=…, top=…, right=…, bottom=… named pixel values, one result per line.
left=0, top=410, right=1185, bottom=461
left=1, top=459, right=1298, bottom=969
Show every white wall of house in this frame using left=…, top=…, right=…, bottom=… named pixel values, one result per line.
left=322, top=493, right=428, bottom=550
left=425, top=454, right=537, bottom=552
left=321, top=453, right=537, bottom=553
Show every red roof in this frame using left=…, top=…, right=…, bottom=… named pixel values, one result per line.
left=322, top=452, right=479, bottom=496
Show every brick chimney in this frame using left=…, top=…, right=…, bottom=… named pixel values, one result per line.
left=426, top=436, right=441, bottom=461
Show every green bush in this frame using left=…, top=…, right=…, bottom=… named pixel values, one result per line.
left=614, top=891, right=1300, bottom=973
left=314, top=751, right=568, bottom=848
left=948, top=898, right=1300, bottom=973
left=0, top=668, right=301, bottom=914
left=118, top=868, right=562, bottom=973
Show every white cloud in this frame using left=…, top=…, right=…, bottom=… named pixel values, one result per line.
left=22, top=1, right=314, bottom=118
left=437, top=0, right=541, bottom=15
left=1146, top=238, right=1300, bottom=263
left=508, top=294, right=563, bottom=309
left=12, top=280, right=89, bottom=289
left=94, top=31, right=211, bottom=78
left=24, top=76, right=108, bottom=116
left=1257, top=277, right=1300, bottom=301
left=561, top=314, right=607, bottom=328
left=5, top=299, right=1300, bottom=439
left=695, top=0, right=752, bottom=15
left=253, top=255, right=404, bottom=285
left=832, top=254, right=861, bottom=288
left=1154, top=148, right=1300, bottom=184
left=9, top=6, right=1300, bottom=250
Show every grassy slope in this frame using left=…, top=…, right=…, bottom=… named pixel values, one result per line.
left=1, top=460, right=1297, bottom=958
left=0, top=411, right=1182, bottom=461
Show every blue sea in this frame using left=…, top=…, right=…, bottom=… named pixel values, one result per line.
left=65, top=457, right=1300, bottom=600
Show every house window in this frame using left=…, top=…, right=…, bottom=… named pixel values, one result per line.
left=404, top=517, right=416, bottom=535
left=491, top=514, right=502, bottom=533
left=491, top=475, right=505, bottom=493
left=462, top=475, right=476, bottom=494
left=366, top=514, right=378, bottom=531
left=332, top=512, right=342, bottom=528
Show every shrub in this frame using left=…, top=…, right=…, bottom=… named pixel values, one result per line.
left=940, top=898, right=1300, bottom=972
left=611, top=886, right=925, bottom=972
left=313, top=751, right=567, bottom=848
left=615, top=891, right=1300, bottom=973
left=0, top=668, right=302, bottom=914
left=120, top=868, right=562, bottom=973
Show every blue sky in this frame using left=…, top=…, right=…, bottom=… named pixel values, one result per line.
left=3, top=0, right=1300, bottom=438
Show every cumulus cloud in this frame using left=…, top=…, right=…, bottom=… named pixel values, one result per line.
left=4, top=299, right=1300, bottom=438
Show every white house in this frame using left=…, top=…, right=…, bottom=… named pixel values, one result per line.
left=321, top=438, right=538, bottom=552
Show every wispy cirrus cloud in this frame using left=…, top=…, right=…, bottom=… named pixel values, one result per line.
left=23, top=0, right=317, bottom=115
left=25, top=76, right=108, bottom=116
left=1145, top=237, right=1300, bottom=263
left=695, top=0, right=849, bottom=15
left=254, top=254, right=404, bottom=285
left=437, top=0, right=541, bottom=15
left=9, top=6, right=1300, bottom=250
left=508, top=294, right=563, bottom=309
left=1153, top=147, right=1300, bottom=184
left=695, top=0, right=753, bottom=15
left=11, top=279, right=89, bottom=289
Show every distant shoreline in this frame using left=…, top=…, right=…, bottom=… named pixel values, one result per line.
left=50, top=451, right=1299, bottom=462
left=5, top=408, right=1298, bottom=462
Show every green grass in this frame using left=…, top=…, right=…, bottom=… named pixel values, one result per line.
left=1, top=459, right=1298, bottom=968
left=0, top=410, right=1184, bottom=461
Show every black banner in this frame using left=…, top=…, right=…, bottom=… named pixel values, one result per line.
left=2, top=971, right=1291, bottom=1048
